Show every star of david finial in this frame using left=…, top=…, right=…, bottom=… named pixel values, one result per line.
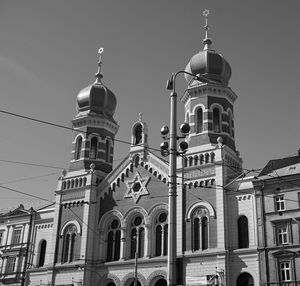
left=95, top=47, right=104, bottom=83
left=202, top=9, right=212, bottom=50
left=139, top=112, right=143, bottom=122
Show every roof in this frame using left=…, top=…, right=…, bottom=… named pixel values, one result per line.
left=259, top=155, right=300, bottom=178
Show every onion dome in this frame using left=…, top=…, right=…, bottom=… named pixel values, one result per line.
left=184, top=10, right=232, bottom=86
left=76, top=48, right=117, bottom=117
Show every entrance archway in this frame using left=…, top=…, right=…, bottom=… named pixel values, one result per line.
left=130, top=281, right=141, bottom=286
left=237, top=273, right=254, bottom=286
left=154, top=279, right=167, bottom=286
left=107, top=283, right=116, bottom=286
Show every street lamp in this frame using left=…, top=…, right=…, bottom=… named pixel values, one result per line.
left=161, top=71, right=209, bottom=286
left=133, top=233, right=139, bottom=286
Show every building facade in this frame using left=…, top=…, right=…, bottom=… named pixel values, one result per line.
left=1, top=15, right=292, bottom=286
left=254, top=156, right=300, bottom=285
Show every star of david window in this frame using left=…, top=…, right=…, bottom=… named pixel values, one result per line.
left=124, top=171, right=150, bottom=203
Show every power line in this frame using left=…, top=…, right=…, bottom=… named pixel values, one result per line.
left=0, top=108, right=161, bottom=153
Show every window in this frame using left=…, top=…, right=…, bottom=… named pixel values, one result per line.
left=192, top=208, right=209, bottom=251
left=130, top=216, right=145, bottom=259
left=12, top=229, right=22, bottom=245
left=280, top=262, right=291, bottom=282
left=62, top=224, right=78, bottom=263
left=134, top=124, right=143, bottom=145
left=6, top=257, right=16, bottom=273
left=196, top=108, right=203, bottom=133
left=277, top=226, right=289, bottom=245
left=90, top=137, right=98, bottom=159
left=275, top=195, right=285, bottom=212
left=155, top=212, right=168, bottom=256
left=38, top=240, right=47, bottom=267
left=0, top=230, right=4, bottom=245
left=238, top=216, right=249, bottom=248
left=106, top=219, right=121, bottom=262
left=212, top=107, right=221, bottom=133
left=105, top=140, right=110, bottom=162
left=75, top=136, right=82, bottom=160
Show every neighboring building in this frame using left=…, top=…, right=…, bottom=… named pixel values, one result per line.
left=254, top=155, right=300, bottom=286
left=0, top=204, right=54, bottom=286
left=0, top=205, right=34, bottom=285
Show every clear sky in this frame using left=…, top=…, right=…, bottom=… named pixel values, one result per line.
left=0, top=0, right=300, bottom=210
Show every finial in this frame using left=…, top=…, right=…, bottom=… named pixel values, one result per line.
left=95, top=47, right=104, bottom=83
left=202, top=9, right=212, bottom=50
left=139, top=112, right=143, bottom=122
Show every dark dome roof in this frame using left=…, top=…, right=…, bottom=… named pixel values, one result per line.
left=185, top=48, right=231, bottom=86
left=76, top=82, right=117, bottom=117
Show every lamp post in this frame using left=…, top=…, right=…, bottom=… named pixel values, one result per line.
left=133, top=233, right=139, bottom=286
left=161, top=71, right=209, bottom=286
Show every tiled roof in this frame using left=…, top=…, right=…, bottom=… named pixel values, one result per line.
left=259, top=155, right=300, bottom=177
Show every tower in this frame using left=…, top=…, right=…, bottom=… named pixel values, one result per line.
left=70, top=47, right=119, bottom=174
left=179, top=11, right=243, bottom=285
left=47, top=49, right=119, bottom=285
left=181, top=10, right=242, bottom=182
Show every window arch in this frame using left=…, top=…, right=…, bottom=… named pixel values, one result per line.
left=238, top=216, right=249, bottom=248
left=38, top=240, right=47, bottom=267
left=75, top=136, right=82, bottom=160
left=192, top=208, right=209, bottom=251
left=90, top=137, right=98, bottom=159
left=212, top=107, right=221, bottom=133
left=62, top=224, right=78, bottom=263
left=155, top=212, right=168, bottom=257
left=196, top=108, right=203, bottom=133
left=130, top=216, right=145, bottom=259
left=106, top=219, right=121, bottom=262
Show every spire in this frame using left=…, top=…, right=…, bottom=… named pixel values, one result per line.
left=202, top=9, right=212, bottom=50
left=95, top=47, right=104, bottom=83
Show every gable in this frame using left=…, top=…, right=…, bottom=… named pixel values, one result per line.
left=98, top=152, right=169, bottom=220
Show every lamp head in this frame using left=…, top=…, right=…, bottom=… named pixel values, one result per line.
left=160, top=141, right=169, bottom=151
left=166, top=74, right=174, bottom=90
left=180, top=122, right=191, bottom=136
left=161, top=125, right=169, bottom=138
left=179, top=141, right=189, bottom=152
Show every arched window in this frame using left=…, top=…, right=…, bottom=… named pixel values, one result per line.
left=155, top=212, right=168, bottom=256
left=38, top=240, right=47, bottom=267
left=186, top=112, right=190, bottom=124
left=75, top=136, right=82, bottom=160
left=228, top=111, right=233, bottom=137
left=105, top=140, right=110, bottom=162
left=192, top=208, right=209, bottom=251
left=213, top=107, right=221, bottom=133
left=134, top=124, right=143, bottom=145
left=236, top=273, right=254, bottom=286
left=106, top=219, right=121, bottom=262
left=196, top=108, right=203, bottom=133
left=130, top=216, right=145, bottom=259
left=201, top=217, right=208, bottom=250
left=90, top=137, right=98, bottom=159
left=238, top=216, right=249, bottom=248
left=62, top=224, right=78, bottom=263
